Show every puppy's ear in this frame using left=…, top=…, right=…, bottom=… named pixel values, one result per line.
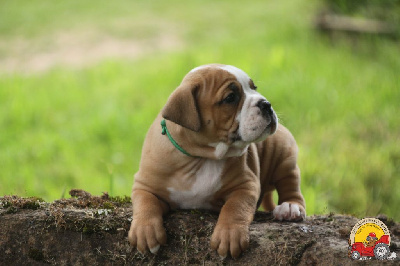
left=162, top=84, right=201, bottom=132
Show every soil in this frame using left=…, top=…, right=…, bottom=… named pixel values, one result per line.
left=0, top=30, right=182, bottom=73
left=1, top=190, right=399, bottom=265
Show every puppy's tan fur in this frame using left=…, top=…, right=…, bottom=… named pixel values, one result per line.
left=128, top=64, right=305, bottom=258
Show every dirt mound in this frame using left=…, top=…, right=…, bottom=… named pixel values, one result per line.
left=1, top=190, right=399, bottom=265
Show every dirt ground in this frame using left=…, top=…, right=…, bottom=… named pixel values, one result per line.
left=0, top=30, right=182, bottom=73
left=1, top=190, right=399, bottom=265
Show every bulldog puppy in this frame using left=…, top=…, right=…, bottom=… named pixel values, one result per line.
left=128, top=64, right=306, bottom=259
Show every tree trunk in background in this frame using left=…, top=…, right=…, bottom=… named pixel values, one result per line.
left=1, top=194, right=399, bottom=265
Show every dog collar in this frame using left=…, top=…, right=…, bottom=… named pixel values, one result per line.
left=161, top=119, right=192, bottom=157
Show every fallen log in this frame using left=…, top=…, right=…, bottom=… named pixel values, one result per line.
left=1, top=193, right=399, bottom=265
left=315, top=12, right=397, bottom=37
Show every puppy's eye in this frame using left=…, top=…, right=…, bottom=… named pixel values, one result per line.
left=222, top=93, right=237, bottom=104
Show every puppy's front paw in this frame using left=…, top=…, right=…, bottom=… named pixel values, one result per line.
left=128, top=218, right=167, bottom=254
left=210, top=224, right=249, bottom=259
left=273, top=202, right=305, bottom=221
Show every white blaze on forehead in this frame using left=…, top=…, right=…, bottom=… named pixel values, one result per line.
left=219, top=64, right=265, bottom=113
left=219, top=65, right=261, bottom=100
left=219, top=65, right=251, bottom=89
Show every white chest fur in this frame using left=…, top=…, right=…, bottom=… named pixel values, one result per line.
left=167, top=159, right=225, bottom=209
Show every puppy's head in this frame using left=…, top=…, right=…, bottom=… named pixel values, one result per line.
left=162, top=64, right=278, bottom=158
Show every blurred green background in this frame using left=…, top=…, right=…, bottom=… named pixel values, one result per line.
left=0, top=0, right=399, bottom=220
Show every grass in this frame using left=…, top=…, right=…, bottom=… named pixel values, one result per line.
left=0, top=0, right=399, bottom=220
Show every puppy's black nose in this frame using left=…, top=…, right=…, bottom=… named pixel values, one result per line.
left=257, top=99, right=273, bottom=117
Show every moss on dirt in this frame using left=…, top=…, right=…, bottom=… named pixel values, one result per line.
left=0, top=195, right=44, bottom=213
left=0, top=190, right=131, bottom=216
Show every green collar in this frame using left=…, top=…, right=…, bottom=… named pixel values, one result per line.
left=161, top=119, right=192, bottom=157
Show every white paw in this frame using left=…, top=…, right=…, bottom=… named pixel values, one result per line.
left=273, top=202, right=305, bottom=221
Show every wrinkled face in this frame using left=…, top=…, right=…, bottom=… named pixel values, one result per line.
left=162, top=64, right=278, bottom=159
left=191, top=65, right=278, bottom=154
left=218, top=65, right=278, bottom=143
